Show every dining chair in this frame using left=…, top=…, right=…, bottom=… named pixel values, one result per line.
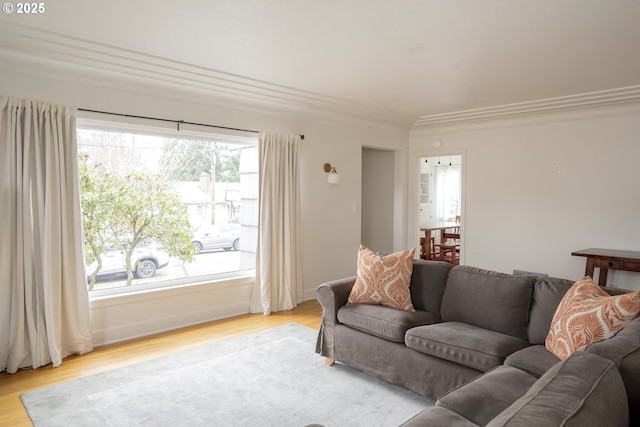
left=440, top=228, right=460, bottom=265
left=420, top=231, right=437, bottom=260
left=420, top=236, right=427, bottom=259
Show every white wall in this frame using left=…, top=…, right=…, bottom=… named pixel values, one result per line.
left=410, top=102, right=640, bottom=289
left=0, top=61, right=409, bottom=344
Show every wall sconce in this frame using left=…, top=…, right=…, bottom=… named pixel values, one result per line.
left=323, top=163, right=341, bottom=185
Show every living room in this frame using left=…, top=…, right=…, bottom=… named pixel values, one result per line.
left=2, top=2, right=640, bottom=425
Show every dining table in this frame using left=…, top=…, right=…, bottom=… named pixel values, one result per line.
left=420, top=221, right=460, bottom=262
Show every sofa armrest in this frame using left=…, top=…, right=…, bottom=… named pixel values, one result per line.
left=316, top=276, right=356, bottom=324
left=585, top=316, right=640, bottom=421
left=315, top=276, right=356, bottom=359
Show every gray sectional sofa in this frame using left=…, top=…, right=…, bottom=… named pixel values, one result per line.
left=315, top=261, right=640, bottom=426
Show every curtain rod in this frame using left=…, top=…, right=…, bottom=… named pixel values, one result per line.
left=77, top=108, right=305, bottom=140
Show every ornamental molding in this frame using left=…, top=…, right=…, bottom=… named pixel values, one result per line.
left=3, top=22, right=640, bottom=128
left=0, top=21, right=410, bottom=126
left=414, top=86, right=640, bottom=127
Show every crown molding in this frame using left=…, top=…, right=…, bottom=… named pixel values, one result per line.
left=414, top=86, right=640, bottom=127
left=4, top=21, right=639, bottom=130
left=0, top=21, right=412, bottom=127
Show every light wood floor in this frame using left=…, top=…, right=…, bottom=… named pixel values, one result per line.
left=0, top=300, right=323, bottom=427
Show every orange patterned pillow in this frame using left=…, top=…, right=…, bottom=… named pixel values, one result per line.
left=545, top=276, right=640, bottom=359
left=347, top=245, right=415, bottom=311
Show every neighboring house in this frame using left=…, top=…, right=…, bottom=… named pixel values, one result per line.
left=176, top=173, right=241, bottom=230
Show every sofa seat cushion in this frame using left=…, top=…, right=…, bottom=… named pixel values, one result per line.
left=436, top=365, right=538, bottom=427
left=487, top=352, right=629, bottom=427
left=504, top=345, right=560, bottom=378
left=337, top=303, right=440, bottom=343
left=440, top=266, right=534, bottom=341
left=406, top=322, right=531, bottom=372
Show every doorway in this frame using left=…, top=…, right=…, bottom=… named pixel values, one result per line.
left=362, top=147, right=394, bottom=253
left=418, top=154, right=463, bottom=263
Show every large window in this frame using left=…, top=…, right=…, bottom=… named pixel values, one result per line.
left=77, top=117, right=258, bottom=296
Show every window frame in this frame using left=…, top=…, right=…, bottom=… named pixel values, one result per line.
left=77, top=113, right=258, bottom=299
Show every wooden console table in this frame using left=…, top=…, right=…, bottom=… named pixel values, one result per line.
left=571, top=248, right=640, bottom=287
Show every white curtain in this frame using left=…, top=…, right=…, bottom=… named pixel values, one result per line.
left=250, top=132, right=302, bottom=315
left=434, top=164, right=461, bottom=222
left=0, top=97, right=93, bottom=374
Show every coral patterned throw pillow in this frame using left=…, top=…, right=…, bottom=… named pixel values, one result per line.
left=347, top=245, right=415, bottom=311
left=545, top=276, right=640, bottom=360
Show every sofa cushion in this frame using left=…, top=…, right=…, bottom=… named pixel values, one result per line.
left=585, top=316, right=640, bottom=422
left=487, top=352, right=629, bottom=427
left=405, top=322, right=530, bottom=372
left=440, top=266, right=534, bottom=341
left=400, top=406, right=480, bottom=427
left=546, top=276, right=640, bottom=359
left=337, top=304, right=440, bottom=343
left=504, top=345, right=560, bottom=378
left=527, top=276, right=574, bottom=345
left=409, top=260, right=452, bottom=315
left=347, top=245, right=415, bottom=311
left=437, top=365, right=538, bottom=426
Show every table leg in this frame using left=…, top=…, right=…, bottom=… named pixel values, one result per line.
left=585, top=258, right=595, bottom=278
left=423, top=230, right=431, bottom=259
left=598, top=268, right=608, bottom=287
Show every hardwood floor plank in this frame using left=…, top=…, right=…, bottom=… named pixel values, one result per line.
left=0, top=300, right=322, bottom=427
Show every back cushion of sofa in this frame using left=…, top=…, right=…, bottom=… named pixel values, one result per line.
left=410, top=260, right=452, bottom=315
left=441, top=266, right=534, bottom=341
left=528, top=277, right=574, bottom=345
left=487, top=352, right=628, bottom=427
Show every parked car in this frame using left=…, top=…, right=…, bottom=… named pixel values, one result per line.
left=86, top=244, right=170, bottom=281
left=191, top=224, right=240, bottom=253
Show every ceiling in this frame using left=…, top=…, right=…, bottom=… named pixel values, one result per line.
left=1, top=1, right=640, bottom=126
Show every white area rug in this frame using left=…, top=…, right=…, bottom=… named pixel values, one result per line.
left=21, top=323, right=432, bottom=427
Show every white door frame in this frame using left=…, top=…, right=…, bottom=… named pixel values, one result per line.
left=408, top=149, right=466, bottom=262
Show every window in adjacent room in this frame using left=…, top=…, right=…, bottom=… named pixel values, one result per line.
left=76, top=116, right=258, bottom=296
left=419, top=155, right=461, bottom=224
